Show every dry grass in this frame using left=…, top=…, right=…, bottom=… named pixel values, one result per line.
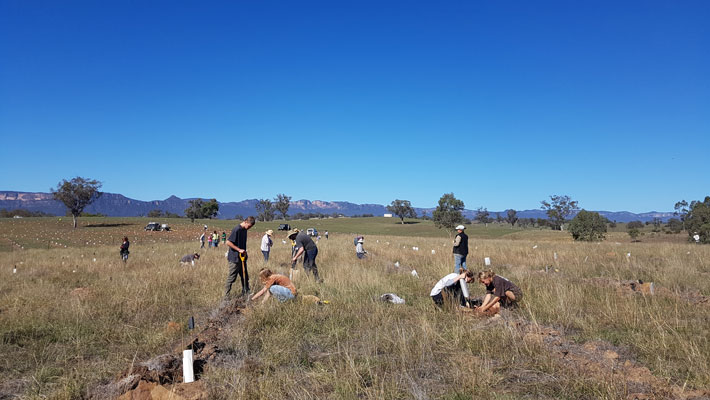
left=0, top=220, right=708, bottom=399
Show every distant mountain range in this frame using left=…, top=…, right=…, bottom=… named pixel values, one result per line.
left=0, top=191, right=676, bottom=223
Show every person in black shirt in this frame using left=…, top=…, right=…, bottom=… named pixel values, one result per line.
left=119, top=237, right=130, bottom=262
left=476, top=269, right=523, bottom=314
left=224, top=216, right=256, bottom=297
left=452, top=225, right=468, bottom=273
left=288, top=229, right=320, bottom=281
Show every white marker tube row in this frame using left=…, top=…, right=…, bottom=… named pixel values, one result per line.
left=183, top=349, right=195, bottom=383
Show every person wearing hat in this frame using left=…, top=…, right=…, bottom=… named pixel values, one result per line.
left=356, top=237, right=367, bottom=259
left=453, top=224, right=469, bottom=273
left=288, top=228, right=320, bottom=281
left=261, top=229, right=274, bottom=262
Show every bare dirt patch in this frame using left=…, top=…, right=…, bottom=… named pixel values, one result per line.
left=89, top=298, right=247, bottom=399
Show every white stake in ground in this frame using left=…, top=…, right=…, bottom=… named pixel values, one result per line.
left=484, top=257, right=491, bottom=266
left=183, top=349, right=195, bottom=383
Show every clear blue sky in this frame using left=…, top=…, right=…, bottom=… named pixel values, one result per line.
left=1, top=1, right=708, bottom=212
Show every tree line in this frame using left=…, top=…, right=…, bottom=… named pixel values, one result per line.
left=40, top=176, right=710, bottom=243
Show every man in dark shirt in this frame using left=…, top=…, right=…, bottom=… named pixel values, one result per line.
left=224, top=216, right=256, bottom=297
left=452, top=225, right=468, bottom=273
left=288, top=229, right=320, bottom=281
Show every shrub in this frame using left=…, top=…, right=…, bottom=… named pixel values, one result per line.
left=568, top=210, right=607, bottom=241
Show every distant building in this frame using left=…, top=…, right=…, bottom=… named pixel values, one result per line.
left=384, top=213, right=393, bottom=218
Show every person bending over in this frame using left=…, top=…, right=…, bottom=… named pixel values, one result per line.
left=431, top=270, right=475, bottom=308
left=251, top=268, right=297, bottom=303
left=476, top=269, right=523, bottom=315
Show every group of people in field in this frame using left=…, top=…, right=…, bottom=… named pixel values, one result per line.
left=430, top=224, right=522, bottom=315
left=200, top=230, right=226, bottom=249
left=119, top=218, right=522, bottom=314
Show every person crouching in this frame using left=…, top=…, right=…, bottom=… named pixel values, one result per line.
left=476, top=269, right=522, bottom=315
left=180, top=253, right=200, bottom=266
left=251, top=268, right=298, bottom=303
left=431, top=270, right=475, bottom=308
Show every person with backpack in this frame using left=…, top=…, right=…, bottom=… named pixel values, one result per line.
left=356, top=237, right=367, bottom=259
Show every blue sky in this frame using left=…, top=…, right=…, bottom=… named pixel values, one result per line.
left=1, top=1, right=708, bottom=212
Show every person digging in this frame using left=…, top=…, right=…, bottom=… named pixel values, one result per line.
left=287, top=228, right=321, bottom=282
left=430, top=270, right=476, bottom=309
left=475, top=269, right=523, bottom=316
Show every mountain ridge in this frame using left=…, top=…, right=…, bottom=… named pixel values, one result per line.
left=0, top=191, right=676, bottom=223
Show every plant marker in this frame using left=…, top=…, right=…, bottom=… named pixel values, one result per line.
left=484, top=257, right=491, bottom=266
left=183, top=349, right=195, bottom=383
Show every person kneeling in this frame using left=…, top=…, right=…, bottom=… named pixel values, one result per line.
left=251, top=268, right=297, bottom=303
left=431, top=270, right=475, bottom=308
left=476, top=269, right=523, bottom=315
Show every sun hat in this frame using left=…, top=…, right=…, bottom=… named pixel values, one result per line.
left=266, top=229, right=273, bottom=236
left=455, top=225, right=465, bottom=230
left=287, top=229, right=299, bottom=238
left=357, top=238, right=364, bottom=243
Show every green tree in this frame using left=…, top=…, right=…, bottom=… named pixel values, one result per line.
left=628, top=228, right=641, bottom=242
left=666, top=218, right=683, bottom=234
left=51, top=177, right=102, bottom=229
left=627, top=220, right=644, bottom=230
left=185, top=199, right=205, bottom=222
left=568, top=210, right=607, bottom=241
left=540, top=195, right=579, bottom=231
left=685, top=196, right=710, bottom=244
left=674, top=200, right=689, bottom=231
left=147, top=209, right=164, bottom=218
left=273, top=194, right=291, bottom=220
left=475, top=207, right=490, bottom=226
left=255, top=198, right=275, bottom=222
left=386, top=199, right=417, bottom=224
left=202, top=199, right=219, bottom=219
left=432, top=193, right=465, bottom=232
left=505, top=209, right=518, bottom=227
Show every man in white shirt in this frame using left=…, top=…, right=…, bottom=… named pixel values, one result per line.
left=261, top=229, right=274, bottom=262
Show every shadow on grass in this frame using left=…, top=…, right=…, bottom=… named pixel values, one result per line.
left=85, top=223, right=134, bottom=228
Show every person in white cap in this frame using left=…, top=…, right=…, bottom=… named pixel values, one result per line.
left=356, top=237, right=367, bottom=259
left=453, top=224, right=469, bottom=273
left=261, top=229, right=274, bottom=262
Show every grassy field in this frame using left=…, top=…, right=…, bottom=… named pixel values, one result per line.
left=1, top=217, right=708, bottom=399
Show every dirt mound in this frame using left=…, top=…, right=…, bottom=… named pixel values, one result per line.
left=89, top=298, right=246, bottom=399
left=513, top=318, right=710, bottom=399
left=586, top=277, right=709, bottom=307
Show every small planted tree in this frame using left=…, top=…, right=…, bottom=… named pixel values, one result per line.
left=387, top=199, right=417, bottom=224
left=51, top=177, right=102, bottom=229
left=568, top=210, right=607, bottom=241
left=433, top=193, right=465, bottom=232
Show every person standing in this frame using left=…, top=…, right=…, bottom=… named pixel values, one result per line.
left=222, top=231, right=227, bottom=244
left=199, top=232, right=205, bottom=248
left=261, top=229, right=274, bottom=262
left=119, top=237, right=130, bottom=261
left=452, top=224, right=469, bottom=273
left=356, top=237, right=367, bottom=259
left=288, top=229, right=320, bottom=281
left=212, top=231, right=219, bottom=248
left=224, top=216, right=256, bottom=297
left=325, top=231, right=329, bottom=240
left=208, top=233, right=213, bottom=248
